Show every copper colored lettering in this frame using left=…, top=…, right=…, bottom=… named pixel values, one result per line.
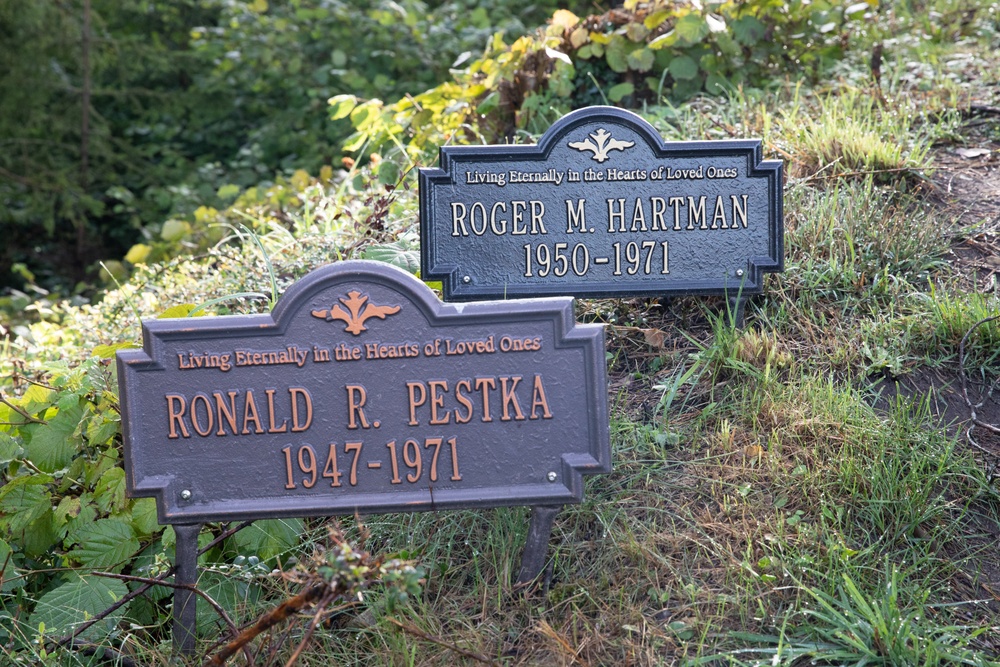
left=190, top=393, right=214, bottom=436
left=346, top=385, right=370, bottom=429
left=454, top=380, right=474, bottom=424
left=406, top=381, right=427, bottom=426
left=242, top=390, right=264, bottom=434
left=265, top=389, right=288, bottom=433
left=166, top=394, right=189, bottom=439
left=428, top=380, right=450, bottom=425
left=500, top=376, right=524, bottom=421
left=474, top=377, right=496, bottom=422
left=214, top=391, right=239, bottom=436
left=530, top=375, right=553, bottom=419
left=289, top=387, right=313, bottom=432
left=345, top=441, right=362, bottom=486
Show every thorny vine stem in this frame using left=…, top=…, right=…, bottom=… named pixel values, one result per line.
left=52, top=520, right=254, bottom=652
left=93, top=572, right=253, bottom=665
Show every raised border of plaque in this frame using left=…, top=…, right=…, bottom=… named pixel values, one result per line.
left=117, top=259, right=611, bottom=653
left=420, top=105, right=783, bottom=302
left=116, top=260, right=611, bottom=524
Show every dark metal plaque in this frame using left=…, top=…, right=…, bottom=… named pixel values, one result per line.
left=420, top=106, right=783, bottom=301
left=116, top=260, right=610, bottom=524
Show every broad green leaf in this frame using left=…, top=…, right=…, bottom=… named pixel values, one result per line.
left=377, top=160, right=401, bottom=186
left=158, top=303, right=198, bottom=318
left=197, top=572, right=261, bottom=634
left=24, top=398, right=84, bottom=472
left=626, top=47, right=655, bottom=72
left=669, top=55, right=699, bottom=80
left=0, top=537, right=25, bottom=593
left=362, top=243, right=420, bottom=275
left=608, top=82, right=635, bottom=103
left=0, top=432, right=21, bottom=464
left=705, top=72, right=730, bottom=95
left=124, top=243, right=151, bottom=265
left=673, top=14, right=709, bottom=45
left=84, top=409, right=120, bottom=446
left=29, top=574, right=129, bottom=641
left=625, top=22, right=649, bottom=42
left=730, top=15, right=766, bottom=46
left=20, top=383, right=55, bottom=415
left=54, top=496, right=81, bottom=529
left=644, top=9, right=671, bottom=29
left=349, top=103, right=374, bottom=127
left=92, top=341, right=138, bottom=359
left=67, top=518, right=139, bottom=570
left=60, top=494, right=98, bottom=539
left=131, top=497, right=161, bottom=537
left=22, top=510, right=60, bottom=558
left=94, top=467, right=127, bottom=513
left=604, top=36, right=630, bottom=73
left=216, top=183, right=240, bottom=200
left=328, top=94, right=357, bottom=121
left=234, top=518, right=303, bottom=564
left=648, top=30, right=678, bottom=50
left=161, top=219, right=190, bottom=242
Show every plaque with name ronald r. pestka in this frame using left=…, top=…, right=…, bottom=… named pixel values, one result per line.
left=116, top=260, right=611, bottom=524
left=419, top=106, right=783, bottom=301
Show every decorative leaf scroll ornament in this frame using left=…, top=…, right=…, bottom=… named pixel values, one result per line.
left=568, top=128, right=635, bottom=163
left=311, top=291, right=401, bottom=335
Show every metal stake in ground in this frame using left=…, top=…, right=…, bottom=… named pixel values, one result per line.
left=173, top=523, right=201, bottom=656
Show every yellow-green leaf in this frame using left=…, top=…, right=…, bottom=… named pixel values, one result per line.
left=124, top=243, right=151, bottom=265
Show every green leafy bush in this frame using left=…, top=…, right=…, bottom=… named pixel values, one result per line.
left=332, top=0, right=879, bottom=165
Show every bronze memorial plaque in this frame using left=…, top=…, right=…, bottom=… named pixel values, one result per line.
left=116, top=260, right=610, bottom=524
left=420, top=105, right=783, bottom=301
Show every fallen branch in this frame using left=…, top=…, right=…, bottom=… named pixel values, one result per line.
left=203, top=582, right=328, bottom=667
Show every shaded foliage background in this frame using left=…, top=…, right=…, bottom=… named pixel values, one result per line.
left=0, top=0, right=590, bottom=294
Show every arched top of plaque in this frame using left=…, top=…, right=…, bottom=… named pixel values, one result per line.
left=420, top=105, right=783, bottom=301
left=117, top=260, right=610, bottom=523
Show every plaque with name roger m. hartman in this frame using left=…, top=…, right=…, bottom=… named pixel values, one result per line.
left=420, top=105, right=783, bottom=302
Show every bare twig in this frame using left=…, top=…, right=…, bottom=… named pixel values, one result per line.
left=53, top=521, right=254, bottom=651
left=0, top=394, right=45, bottom=424
left=64, top=638, right=139, bottom=667
left=93, top=572, right=241, bottom=637
left=203, top=582, right=329, bottom=667
left=282, top=590, right=338, bottom=667
left=387, top=617, right=500, bottom=666
left=959, top=314, right=1000, bottom=437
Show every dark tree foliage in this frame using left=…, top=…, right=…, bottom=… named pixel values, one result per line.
left=0, top=0, right=595, bottom=293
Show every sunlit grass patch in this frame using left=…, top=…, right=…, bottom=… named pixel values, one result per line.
left=782, top=87, right=936, bottom=184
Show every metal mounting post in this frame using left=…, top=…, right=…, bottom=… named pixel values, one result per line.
left=728, top=295, right=747, bottom=329
left=173, top=523, right=201, bottom=657
left=516, top=505, right=562, bottom=585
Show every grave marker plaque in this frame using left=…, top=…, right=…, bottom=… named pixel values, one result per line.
left=116, top=260, right=610, bottom=525
left=420, top=106, right=783, bottom=301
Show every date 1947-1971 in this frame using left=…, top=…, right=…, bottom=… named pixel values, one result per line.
left=281, top=437, right=461, bottom=490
